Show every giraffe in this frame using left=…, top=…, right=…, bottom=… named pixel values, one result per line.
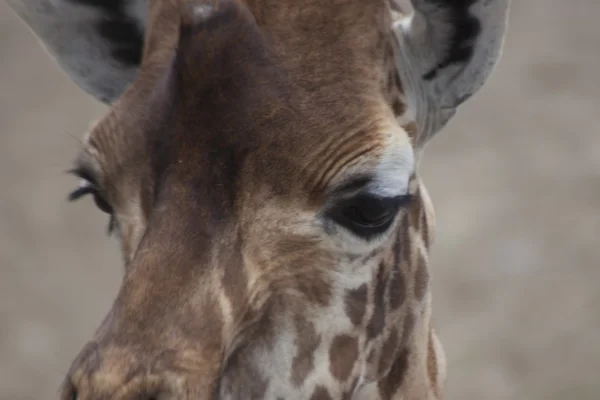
left=7, top=0, right=509, bottom=399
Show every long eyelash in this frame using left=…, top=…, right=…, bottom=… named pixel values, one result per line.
left=107, top=215, right=117, bottom=236
left=68, top=183, right=95, bottom=202
left=67, top=167, right=98, bottom=186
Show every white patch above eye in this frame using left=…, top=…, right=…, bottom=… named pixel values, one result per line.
left=367, top=128, right=415, bottom=198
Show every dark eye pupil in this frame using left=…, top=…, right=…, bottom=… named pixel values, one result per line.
left=345, top=203, right=393, bottom=227
left=329, top=193, right=413, bottom=239
left=328, top=193, right=412, bottom=239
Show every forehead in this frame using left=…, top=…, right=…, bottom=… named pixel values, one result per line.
left=83, top=110, right=414, bottom=196
left=80, top=0, right=415, bottom=200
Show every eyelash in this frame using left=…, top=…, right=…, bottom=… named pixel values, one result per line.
left=67, top=168, right=117, bottom=235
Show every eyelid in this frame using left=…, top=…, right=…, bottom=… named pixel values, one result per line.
left=350, top=192, right=414, bottom=208
left=331, top=179, right=414, bottom=207
left=68, top=165, right=99, bottom=187
left=329, top=175, right=375, bottom=198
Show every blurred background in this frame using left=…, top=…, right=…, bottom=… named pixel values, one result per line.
left=1, top=1, right=598, bottom=399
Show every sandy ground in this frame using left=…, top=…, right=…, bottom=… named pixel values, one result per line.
left=1, top=1, right=599, bottom=399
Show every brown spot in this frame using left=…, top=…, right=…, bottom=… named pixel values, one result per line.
left=310, top=386, right=333, bottom=400
left=392, top=98, right=405, bottom=116
left=403, top=122, right=418, bottom=138
left=377, top=348, right=410, bottom=399
left=367, top=265, right=387, bottom=338
left=392, top=65, right=404, bottom=93
left=386, top=64, right=400, bottom=94
left=413, top=252, right=429, bottom=301
left=408, top=196, right=421, bottom=230
left=427, top=330, right=439, bottom=397
left=366, top=347, right=376, bottom=366
left=420, top=206, right=431, bottom=249
left=344, top=284, right=368, bottom=326
left=388, top=269, right=406, bottom=310
left=291, top=315, right=321, bottom=387
left=329, top=335, right=359, bottom=381
left=386, top=72, right=395, bottom=94
left=391, top=228, right=403, bottom=269
left=400, top=312, right=415, bottom=344
left=377, top=327, right=399, bottom=376
left=400, top=214, right=413, bottom=264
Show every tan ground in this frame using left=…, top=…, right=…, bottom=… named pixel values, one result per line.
left=1, top=1, right=599, bottom=399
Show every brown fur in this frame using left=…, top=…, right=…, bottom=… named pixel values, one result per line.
left=329, top=335, right=359, bottom=382
left=291, top=315, right=321, bottom=387
left=311, top=386, right=334, bottom=400
left=344, top=284, right=369, bottom=326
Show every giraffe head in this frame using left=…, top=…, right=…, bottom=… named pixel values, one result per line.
left=9, top=0, right=508, bottom=398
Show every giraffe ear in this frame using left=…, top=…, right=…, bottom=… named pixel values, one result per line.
left=394, top=0, right=510, bottom=143
left=6, top=0, right=148, bottom=104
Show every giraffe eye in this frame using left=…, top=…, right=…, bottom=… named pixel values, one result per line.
left=68, top=179, right=113, bottom=214
left=329, top=193, right=413, bottom=239
left=67, top=168, right=117, bottom=235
